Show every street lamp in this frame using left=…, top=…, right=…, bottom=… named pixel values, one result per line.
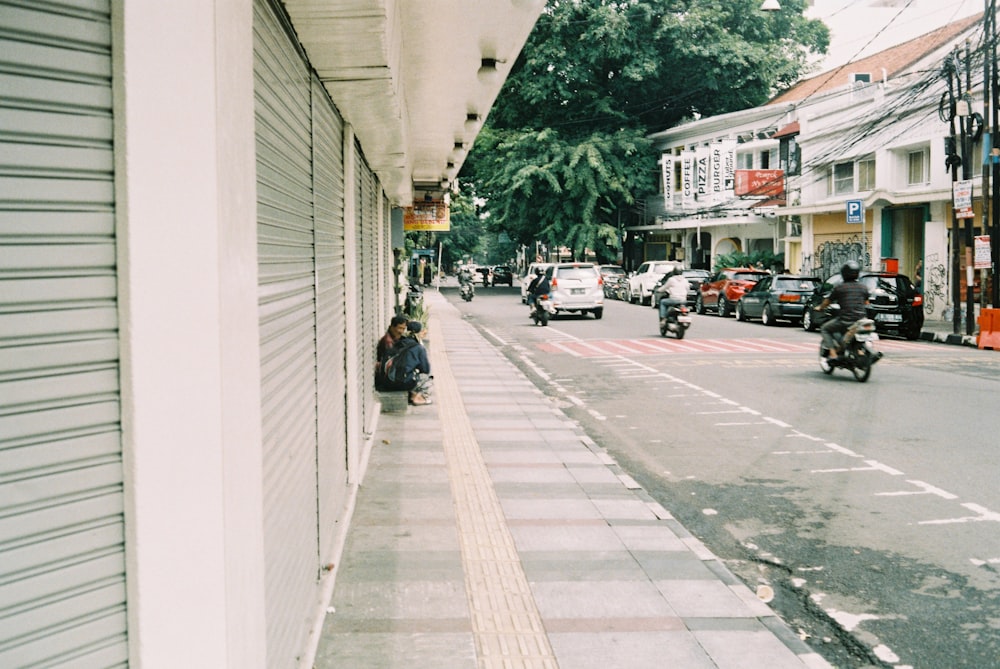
left=760, top=0, right=781, bottom=10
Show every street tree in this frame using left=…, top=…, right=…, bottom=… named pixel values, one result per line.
left=462, top=0, right=828, bottom=260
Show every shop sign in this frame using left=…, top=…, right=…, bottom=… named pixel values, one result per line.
left=975, top=235, right=991, bottom=269
left=734, top=169, right=784, bottom=197
left=404, top=200, right=450, bottom=231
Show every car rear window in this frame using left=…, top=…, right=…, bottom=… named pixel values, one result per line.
left=556, top=267, right=598, bottom=280
left=774, top=278, right=819, bottom=291
left=734, top=272, right=769, bottom=282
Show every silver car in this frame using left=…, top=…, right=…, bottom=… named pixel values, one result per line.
left=546, top=262, right=604, bottom=319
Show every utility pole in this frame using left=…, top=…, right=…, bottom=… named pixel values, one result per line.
left=964, top=39, right=975, bottom=336
left=991, top=0, right=1000, bottom=308
left=944, top=47, right=963, bottom=334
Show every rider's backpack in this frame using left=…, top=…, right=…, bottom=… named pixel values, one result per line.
left=381, top=336, right=420, bottom=387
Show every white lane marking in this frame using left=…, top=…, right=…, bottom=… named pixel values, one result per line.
left=969, top=557, right=1000, bottom=566
left=825, top=442, right=863, bottom=458
left=876, top=480, right=959, bottom=500
left=919, top=503, right=1000, bottom=525
left=812, top=460, right=904, bottom=475
left=763, top=416, right=791, bottom=428
left=481, top=326, right=508, bottom=346
left=518, top=353, right=550, bottom=381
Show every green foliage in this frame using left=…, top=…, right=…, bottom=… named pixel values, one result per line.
left=463, top=0, right=827, bottom=262
left=713, top=249, right=785, bottom=273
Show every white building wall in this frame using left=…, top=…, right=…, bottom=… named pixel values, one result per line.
left=114, top=2, right=267, bottom=667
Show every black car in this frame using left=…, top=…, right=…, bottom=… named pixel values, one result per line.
left=802, top=271, right=924, bottom=340
left=491, top=265, right=513, bottom=286
left=651, top=268, right=711, bottom=308
left=736, top=274, right=821, bottom=325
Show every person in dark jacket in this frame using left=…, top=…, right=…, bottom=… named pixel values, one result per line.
left=815, top=260, right=870, bottom=359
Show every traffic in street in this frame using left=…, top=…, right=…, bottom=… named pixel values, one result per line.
left=443, top=278, right=1000, bottom=669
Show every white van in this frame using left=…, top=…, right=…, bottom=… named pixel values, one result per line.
left=546, top=262, right=604, bottom=319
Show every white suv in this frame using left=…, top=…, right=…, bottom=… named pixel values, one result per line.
left=627, top=261, right=682, bottom=305
left=546, top=262, right=604, bottom=319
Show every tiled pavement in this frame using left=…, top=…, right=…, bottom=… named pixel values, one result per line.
left=314, top=290, right=834, bottom=669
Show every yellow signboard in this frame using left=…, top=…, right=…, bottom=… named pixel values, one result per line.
left=404, top=200, right=450, bottom=231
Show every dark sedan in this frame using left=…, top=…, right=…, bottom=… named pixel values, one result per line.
left=802, top=271, right=924, bottom=340
left=491, top=265, right=513, bottom=286
left=736, top=275, right=821, bottom=325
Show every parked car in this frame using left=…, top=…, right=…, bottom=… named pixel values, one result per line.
left=696, top=268, right=769, bottom=317
left=651, top=268, right=711, bottom=308
left=491, top=265, right=513, bottom=286
left=736, top=274, right=821, bottom=325
left=599, top=264, right=627, bottom=299
left=520, top=262, right=553, bottom=302
left=627, top=260, right=682, bottom=305
left=802, top=271, right=924, bottom=340
left=545, top=262, right=604, bottom=319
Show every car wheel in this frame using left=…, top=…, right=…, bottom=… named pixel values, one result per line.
left=761, top=304, right=774, bottom=326
left=718, top=297, right=730, bottom=318
left=802, top=309, right=815, bottom=331
left=627, top=286, right=636, bottom=304
left=735, top=301, right=747, bottom=322
left=593, top=308, right=603, bottom=320
left=905, top=322, right=921, bottom=340
left=695, top=295, right=705, bottom=315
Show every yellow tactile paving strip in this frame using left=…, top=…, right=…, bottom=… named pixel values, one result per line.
left=428, top=322, right=559, bottom=669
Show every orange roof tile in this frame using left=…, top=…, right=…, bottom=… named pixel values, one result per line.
left=768, top=12, right=983, bottom=106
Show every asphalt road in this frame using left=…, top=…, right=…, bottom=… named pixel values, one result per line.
left=443, top=281, right=1000, bottom=669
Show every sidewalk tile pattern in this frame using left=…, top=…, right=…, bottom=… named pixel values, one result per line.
left=316, top=291, right=832, bottom=669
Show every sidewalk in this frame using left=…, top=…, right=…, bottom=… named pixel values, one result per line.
left=314, top=290, right=832, bottom=669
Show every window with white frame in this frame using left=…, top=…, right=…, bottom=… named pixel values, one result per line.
left=857, top=156, right=876, bottom=191
left=830, top=161, right=854, bottom=195
left=907, top=149, right=928, bottom=185
left=737, top=152, right=753, bottom=170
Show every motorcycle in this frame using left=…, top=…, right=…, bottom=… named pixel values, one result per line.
left=819, top=317, right=883, bottom=382
left=659, top=304, right=692, bottom=339
left=459, top=282, right=474, bottom=302
left=530, top=294, right=555, bottom=326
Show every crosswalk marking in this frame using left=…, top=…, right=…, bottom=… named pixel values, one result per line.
left=536, top=337, right=928, bottom=357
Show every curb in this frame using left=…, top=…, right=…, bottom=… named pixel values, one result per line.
left=919, top=330, right=979, bottom=347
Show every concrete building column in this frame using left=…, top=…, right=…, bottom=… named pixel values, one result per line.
left=113, top=2, right=267, bottom=667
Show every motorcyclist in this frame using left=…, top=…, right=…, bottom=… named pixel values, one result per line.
left=526, top=266, right=550, bottom=312
left=658, top=268, right=689, bottom=327
left=815, top=260, right=870, bottom=360
left=457, top=265, right=474, bottom=294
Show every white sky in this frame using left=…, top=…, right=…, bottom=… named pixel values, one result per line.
left=806, top=0, right=985, bottom=72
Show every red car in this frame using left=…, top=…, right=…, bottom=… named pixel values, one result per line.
left=696, top=268, right=770, bottom=317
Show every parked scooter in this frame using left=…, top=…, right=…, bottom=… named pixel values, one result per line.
left=530, top=294, right=555, bottom=326
left=659, top=304, right=692, bottom=339
left=820, top=317, right=883, bottom=382
left=459, top=282, right=474, bottom=302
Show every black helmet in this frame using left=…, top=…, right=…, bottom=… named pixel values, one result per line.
left=841, top=260, right=861, bottom=282
left=534, top=266, right=545, bottom=276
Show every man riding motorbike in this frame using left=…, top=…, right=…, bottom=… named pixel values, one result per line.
left=658, top=268, right=689, bottom=328
left=815, top=260, right=870, bottom=360
left=457, top=265, right=474, bottom=298
left=526, top=266, right=550, bottom=313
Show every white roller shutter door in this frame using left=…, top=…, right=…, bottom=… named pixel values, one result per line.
left=0, top=1, right=128, bottom=666
left=312, top=76, right=348, bottom=557
left=254, top=1, right=319, bottom=665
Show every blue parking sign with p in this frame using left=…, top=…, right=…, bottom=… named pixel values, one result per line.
left=846, top=199, right=863, bottom=224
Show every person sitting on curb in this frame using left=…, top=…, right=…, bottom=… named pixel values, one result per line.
left=377, top=315, right=408, bottom=367
left=378, top=320, right=433, bottom=405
